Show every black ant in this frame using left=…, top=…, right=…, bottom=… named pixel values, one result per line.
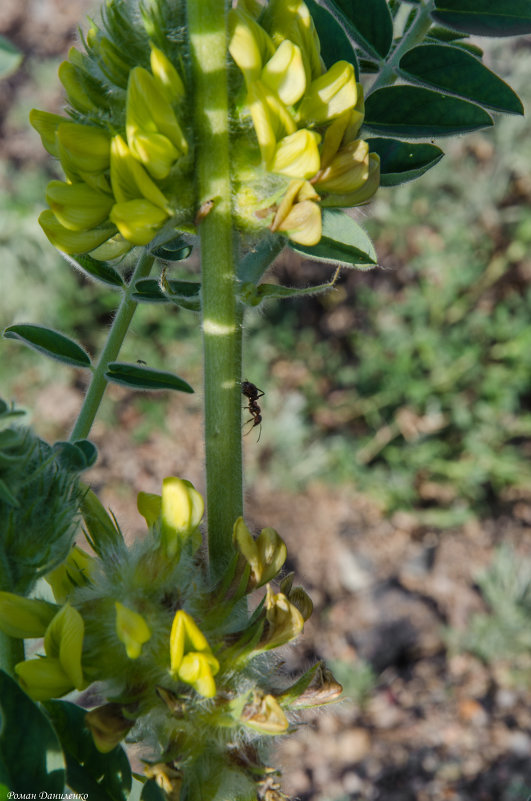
left=241, top=380, right=264, bottom=441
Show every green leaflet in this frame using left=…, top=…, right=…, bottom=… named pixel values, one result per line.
left=432, top=0, right=531, bottom=37
left=365, top=85, right=493, bottom=137
left=399, top=44, right=523, bottom=115
left=3, top=324, right=92, bottom=368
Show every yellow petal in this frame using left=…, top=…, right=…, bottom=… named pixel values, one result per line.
left=275, top=199, right=322, bottom=246
left=150, top=44, right=185, bottom=103
left=322, top=152, right=380, bottom=208
left=39, top=210, right=116, bottom=255
left=169, top=610, right=210, bottom=673
left=261, top=40, right=306, bottom=106
left=298, top=60, right=357, bottom=125
left=127, top=67, right=188, bottom=156
left=270, top=129, right=321, bottom=179
left=45, top=545, right=96, bottom=604
left=315, top=139, right=369, bottom=194
left=111, top=135, right=169, bottom=208
left=89, top=234, right=133, bottom=261
left=128, top=131, right=180, bottom=181
left=115, top=601, right=151, bottom=660
left=15, top=657, right=73, bottom=702
left=177, top=651, right=219, bottom=698
left=0, top=593, right=57, bottom=639
left=46, top=181, right=114, bottom=232
left=58, top=60, right=97, bottom=114
left=57, top=122, right=111, bottom=174
left=109, top=199, right=168, bottom=245
left=44, top=604, right=85, bottom=689
left=29, top=109, right=66, bottom=157
left=229, top=7, right=275, bottom=83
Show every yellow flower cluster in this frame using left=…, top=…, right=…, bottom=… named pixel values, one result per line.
left=230, top=0, right=380, bottom=245
left=31, top=44, right=190, bottom=258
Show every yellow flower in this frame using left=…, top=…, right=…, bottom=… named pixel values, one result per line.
left=160, top=477, right=204, bottom=559
left=45, top=181, right=114, bottom=232
left=16, top=603, right=86, bottom=701
left=321, top=152, right=380, bottom=208
left=115, top=601, right=152, bottom=659
left=298, top=60, right=357, bottom=125
left=274, top=198, right=321, bottom=245
left=266, top=0, right=322, bottom=85
left=229, top=7, right=275, bottom=83
left=314, top=139, right=369, bottom=194
left=169, top=610, right=218, bottom=698
left=110, top=135, right=170, bottom=210
left=109, top=199, right=169, bottom=245
left=262, top=585, right=305, bottom=649
left=29, top=109, right=65, bottom=157
left=270, top=129, right=321, bottom=179
left=241, top=689, right=289, bottom=734
left=233, top=517, right=287, bottom=587
left=39, top=209, right=116, bottom=255
left=56, top=122, right=111, bottom=176
left=137, top=491, right=162, bottom=528
left=261, top=40, right=306, bottom=106
left=58, top=60, right=97, bottom=114
left=247, top=80, right=297, bottom=166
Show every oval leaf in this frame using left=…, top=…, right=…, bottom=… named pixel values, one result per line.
left=0, top=35, right=22, bottom=79
left=291, top=209, right=377, bottom=268
left=432, top=0, right=531, bottom=36
left=133, top=278, right=201, bottom=310
left=150, top=235, right=192, bottom=261
left=3, top=324, right=92, bottom=368
left=332, top=0, right=393, bottom=58
left=62, top=253, right=125, bottom=288
left=399, top=44, right=523, bottom=115
left=0, top=670, right=65, bottom=794
left=53, top=441, right=90, bottom=472
left=305, top=0, right=359, bottom=77
left=105, top=362, right=194, bottom=393
left=44, top=700, right=131, bottom=801
left=367, top=137, right=444, bottom=186
left=364, top=85, right=493, bottom=137
left=73, top=439, right=98, bottom=468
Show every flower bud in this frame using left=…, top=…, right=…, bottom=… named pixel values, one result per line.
left=0, top=593, right=57, bottom=639
left=45, top=545, right=96, bottom=603
left=39, top=210, right=116, bottom=254
left=261, top=40, right=306, bottom=106
left=58, top=61, right=98, bottom=114
left=150, top=44, right=185, bottom=103
left=160, top=477, right=204, bottom=560
left=86, top=30, right=131, bottom=89
left=177, top=651, right=219, bottom=699
left=262, top=585, right=304, bottom=649
left=271, top=128, right=320, bottom=179
left=85, top=703, right=135, bottom=753
left=45, top=181, right=114, bottom=232
left=29, top=109, right=65, bottom=157
left=115, top=601, right=152, bottom=659
left=314, top=139, right=369, bottom=194
left=109, top=199, right=168, bottom=245
left=56, top=122, right=111, bottom=175
left=266, top=0, right=322, bottom=84
left=89, top=234, right=133, bottom=261
left=233, top=517, right=287, bottom=588
left=229, top=7, right=275, bottom=83
left=298, top=60, right=357, bottom=125
left=241, top=690, right=289, bottom=734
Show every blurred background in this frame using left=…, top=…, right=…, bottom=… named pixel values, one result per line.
left=1, top=2, right=531, bottom=799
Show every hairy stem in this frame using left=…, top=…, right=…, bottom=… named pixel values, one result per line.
left=69, top=249, right=155, bottom=442
left=369, top=0, right=434, bottom=94
left=187, top=1, right=243, bottom=574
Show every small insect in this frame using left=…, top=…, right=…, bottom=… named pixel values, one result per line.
left=136, top=359, right=147, bottom=365
left=241, top=379, right=264, bottom=441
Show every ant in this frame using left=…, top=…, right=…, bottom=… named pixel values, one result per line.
left=241, top=379, right=264, bottom=442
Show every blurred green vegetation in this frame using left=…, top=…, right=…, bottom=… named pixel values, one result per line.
left=1, top=43, right=530, bottom=523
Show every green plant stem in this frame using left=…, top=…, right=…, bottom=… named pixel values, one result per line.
left=0, top=631, right=24, bottom=676
left=187, top=1, right=242, bottom=574
left=369, top=0, right=434, bottom=94
left=69, top=249, right=155, bottom=442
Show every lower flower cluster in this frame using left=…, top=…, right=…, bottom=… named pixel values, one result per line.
left=0, top=477, right=341, bottom=800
